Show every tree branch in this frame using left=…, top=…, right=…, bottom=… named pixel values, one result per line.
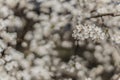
left=85, top=13, right=120, bottom=20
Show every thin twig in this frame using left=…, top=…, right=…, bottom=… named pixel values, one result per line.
left=85, top=13, right=120, bottom=20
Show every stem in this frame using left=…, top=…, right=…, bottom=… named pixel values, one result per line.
left=85, top=13, right=120, bottom=19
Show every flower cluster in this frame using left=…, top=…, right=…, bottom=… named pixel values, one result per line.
left=72, top=24, right=106, bottom=41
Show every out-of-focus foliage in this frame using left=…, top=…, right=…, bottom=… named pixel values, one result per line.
left=0, top=0, right=120, bottom=80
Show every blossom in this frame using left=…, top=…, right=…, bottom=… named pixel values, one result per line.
left=72, top=24, right=106, bottom=41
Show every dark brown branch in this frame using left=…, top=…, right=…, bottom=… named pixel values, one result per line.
left=85, top=13, right=120, bottom=20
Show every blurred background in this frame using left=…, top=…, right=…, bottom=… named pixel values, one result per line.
left=0, top=0, right=120, bottom=80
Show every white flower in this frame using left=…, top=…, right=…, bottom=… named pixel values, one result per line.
left=72, top=24, right=106, bottom=41
left=111, top=33, right=120, bottom=44
left=0, top=59, right=5, bottom=65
